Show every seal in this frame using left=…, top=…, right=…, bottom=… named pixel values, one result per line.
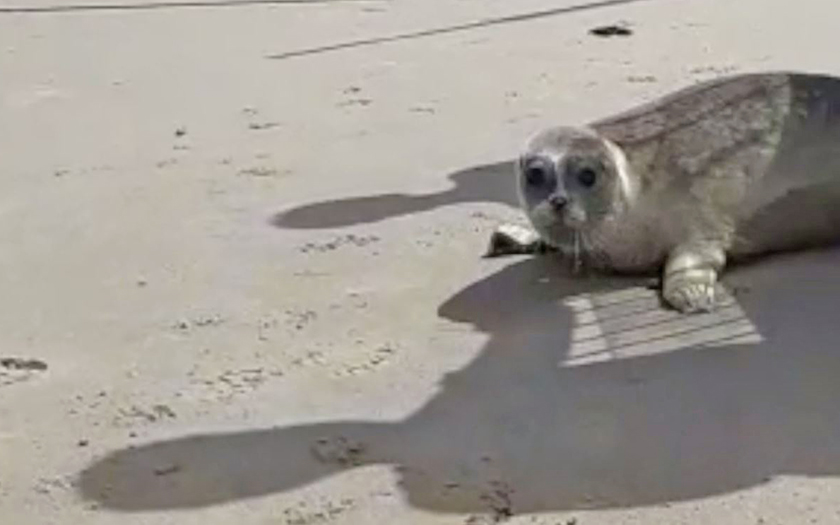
left=488, top=72, right=840, bottom=313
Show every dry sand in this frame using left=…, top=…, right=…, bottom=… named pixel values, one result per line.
left=2, top=0, right=840, bottom=523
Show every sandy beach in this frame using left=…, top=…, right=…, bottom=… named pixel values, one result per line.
left=2, top=0, right=840, bottom=523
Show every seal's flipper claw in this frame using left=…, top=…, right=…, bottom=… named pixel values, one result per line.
left=662, top=242, right=725, bottom=314
left=484, top=224, right=544, bottom=258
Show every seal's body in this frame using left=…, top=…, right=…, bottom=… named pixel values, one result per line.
left=490, top=73, right=840, bottom=313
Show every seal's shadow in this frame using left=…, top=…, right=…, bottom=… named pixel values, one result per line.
left=270, top=161, right=515, bottom=229
left=78, top=246, right=840, bottom=513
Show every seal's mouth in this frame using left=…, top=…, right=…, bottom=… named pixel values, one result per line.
left=545, top=204, right=587, bottom=230
left=531, top=203, right=578, bottom=238
left=562, top=211, right=587, bottom=230
left=528, top=205, right=591, bottom=274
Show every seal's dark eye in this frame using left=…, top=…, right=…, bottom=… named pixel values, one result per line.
left=523, top=159, right=550, bottom=187
left=577, top=167, right=597, bottom=188
left=525, top=166, right=546, bottom=186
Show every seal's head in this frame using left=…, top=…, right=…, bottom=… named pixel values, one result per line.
left=516, top=126, right=636, bottom=251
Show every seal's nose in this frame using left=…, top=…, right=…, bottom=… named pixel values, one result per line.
left=548, top=193, right=568, bottom=212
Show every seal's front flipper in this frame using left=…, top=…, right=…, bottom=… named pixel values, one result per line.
left=662, top=242, right=726, bottom=313
left=484, top=223, right=551, bottom=258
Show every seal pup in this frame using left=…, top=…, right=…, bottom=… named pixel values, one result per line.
left=488, top=72, right=840, bottom=313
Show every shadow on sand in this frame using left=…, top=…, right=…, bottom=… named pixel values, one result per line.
left=77, top=240, right=840, bottom=514
left=271, top=161, right=516, bottom=230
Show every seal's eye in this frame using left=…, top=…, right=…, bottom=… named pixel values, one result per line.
left=523, top=159, right=550, bottom=187
left=577, top=167, right=597, bottom=188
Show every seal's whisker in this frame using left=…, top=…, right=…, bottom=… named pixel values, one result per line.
left=573, top=230, right=582, bottom=275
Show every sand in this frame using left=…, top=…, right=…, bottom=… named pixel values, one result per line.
left=2, top=0, right=840, bottom=523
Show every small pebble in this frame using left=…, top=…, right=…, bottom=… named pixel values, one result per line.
left=153, top=464, right=181, bottom=476
left=0, top=358, right=48, bottom=371
left=589, top=24, right=633, bottom=37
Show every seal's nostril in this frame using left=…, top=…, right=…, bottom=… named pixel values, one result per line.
left=549, top=194, right=568, bottom=210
